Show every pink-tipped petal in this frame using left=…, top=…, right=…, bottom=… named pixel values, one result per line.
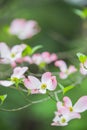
left=41, top=72, right=52, bottom=83
left=73, top=96, right=87, bottom=113
left=24, top=76, right=41, bottom=90
left=47, top=76, right=57, bottom=91
left=63, top=96, right=72, bottom=107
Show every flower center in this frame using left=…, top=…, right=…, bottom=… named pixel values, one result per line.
left=11, top=53, right=15, bottom=58
left=61, top=118, right=66, bottom=123
left=11, top=77, right=18, bottom=82
left=41, top=83, right=47, bottom=89
left=69, top=107, right=73, bottom=112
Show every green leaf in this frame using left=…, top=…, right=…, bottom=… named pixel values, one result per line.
left=63, top=85, right=75, bottom=94
left=83, top=8, right=87, bottom=17
left=3, top=25, right=9, bottom=33
left=58, top=83, right=75, bottom=94
left=22, top=45, right=32, bottom=57
left=32, top=45, right=43, bottom=54
left=0, top=94, right=7, bottom=104
left=76, top=52, right=87, bottom=63
left=22, top=45, right=43, bottom=57
left=74, top=8, right=87, bottom=19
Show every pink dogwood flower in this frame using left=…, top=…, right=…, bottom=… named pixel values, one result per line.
left=51, top=110, right=80, bottom=126
left=52, top=96, right=87, bottom=126
left=24, top=72, right=57, bottom=94
left=55, top=60, right=77, bottom=79
left=0, top=66, right=28, bottom=87
left=9, top=19, right=40, bottom=40
left=31, top=52, right=57, bottom=66
left=0, top=42, right=26, bottom=67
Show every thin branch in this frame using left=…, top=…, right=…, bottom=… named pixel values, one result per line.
left=0, top=90, right=62, bottom=112
left=0, top=97, right=50, bottom=112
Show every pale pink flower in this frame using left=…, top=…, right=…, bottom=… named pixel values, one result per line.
left=0, top=42, right=26, bottom=67
left=18, top=20, right=41, bottom=40
left=55, top=60, right=77, bottom=79
left=24, top=72, right=57, bottom=94
left=9, top=19, right=40, bottom=40
left=52, top=96, right=87, bottom=126
left=80, top=61, right=87, bottom=75
left=31, top=52, right=57, bottom=66
left=51, top=110, right=80, bottom=126
left=0, top=67, right=28, bottom=87
left=9, top=19, right=26, bottom=35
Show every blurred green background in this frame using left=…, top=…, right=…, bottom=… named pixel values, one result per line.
left=0, top=0, right=87, bottom=130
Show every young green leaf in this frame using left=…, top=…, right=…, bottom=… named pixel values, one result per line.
left=74, top=8, right=87, bottom=19
left=76, top=52, right=87, bottom=63
left=22, top=45, right=32, bottom=57
left=32, top=45, right=43, bottom=54
left=63, top=85, right=75, bottom=94
left=0, top=94, right=7, bottom=104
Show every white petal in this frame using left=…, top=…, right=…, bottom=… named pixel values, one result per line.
left=73, top=96, right=87, bottom=113
left=0, top=42, right=10, bottom=58
left=24, top=76, right=41, bottom=89
left=0, top=81, right=13, bottom=87
left=39, top=89, right=46, bottom=94
left=11, top=67, right=28, bottom=78
left=41, top=72, right=52, bottom=83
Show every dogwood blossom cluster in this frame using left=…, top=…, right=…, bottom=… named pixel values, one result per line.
left=0, top=41, right=87, bottom=127
left=52, top=96, right=87, bottom=126
left=0, top=67, right=57, bottom=94
left=0, top=42, right=58, bottom=68
left=0, top=18, right=86, bottom=127
left=23, top=52, right=57, bottom=67
left=9, top=19, right=40, bottom=40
